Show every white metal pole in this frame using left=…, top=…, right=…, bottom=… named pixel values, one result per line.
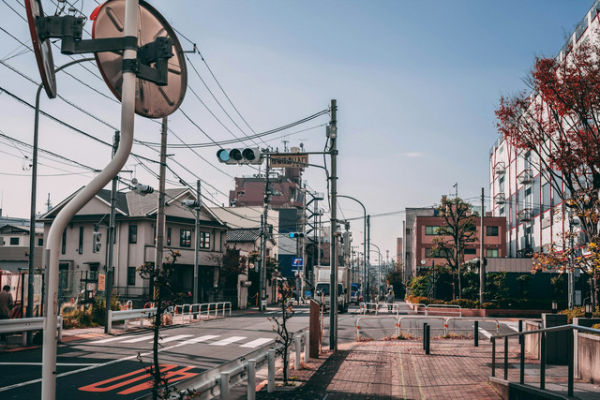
left=40, top=1, right=138, bottom=398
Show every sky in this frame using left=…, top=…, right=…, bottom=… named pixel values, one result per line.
left=0, top=0, right=594, bottom=263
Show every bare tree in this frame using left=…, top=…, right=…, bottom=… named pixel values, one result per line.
left=268, top=277, right=295, bottom=385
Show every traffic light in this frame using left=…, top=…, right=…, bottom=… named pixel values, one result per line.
left=93, top=231, right=102, bottom=253
left=216, top=148, right=263, bottom=165
left=289, top=232, right=304, bottom=238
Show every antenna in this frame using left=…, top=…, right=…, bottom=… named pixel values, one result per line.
left=46, top=193, right=52, bottom=212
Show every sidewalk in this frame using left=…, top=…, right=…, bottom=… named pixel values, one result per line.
left=250, top=337, right=599, bottom=400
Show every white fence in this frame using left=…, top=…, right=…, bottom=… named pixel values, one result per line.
left=107, top=308, right=157, bottom=334
left=0, top=316, right=63, bottom=345
left=174, top=302, right=232, bottom=322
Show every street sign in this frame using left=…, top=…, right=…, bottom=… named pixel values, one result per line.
left=270, top=153, right=308, bottom=168
left=292, top=257, right=304, bottom=268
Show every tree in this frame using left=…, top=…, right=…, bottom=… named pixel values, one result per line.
left=138, top=249, right=182, bottom=400
left=432, top=196, right=478, bottom=299
left=496, top=41, right=600, bottom=305
left=268, top=278, right=295, bottom=386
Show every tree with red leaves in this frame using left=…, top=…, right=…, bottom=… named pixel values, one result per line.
left=496, top=40, right=600, bottom=306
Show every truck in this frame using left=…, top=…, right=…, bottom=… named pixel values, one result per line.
left=313, top=266, right=349, bottom=312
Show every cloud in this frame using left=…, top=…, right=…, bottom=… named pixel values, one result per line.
left=400, top=152, right=425, bottom=158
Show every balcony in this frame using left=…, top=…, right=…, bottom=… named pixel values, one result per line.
left=494, top=192, right=506, bottom=205
left=517, top=168, right=534, bottom=185
left=518, top=208, right=532, bottom=222
left=494, top=162, right=506, bottom=175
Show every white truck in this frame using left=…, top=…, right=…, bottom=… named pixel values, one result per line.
left=313, top=266, right=348, bottom=313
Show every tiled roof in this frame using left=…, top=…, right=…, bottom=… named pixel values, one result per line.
left=226, top=228, right=260, bottom=242
left=97, top=189, right=129, bottom=214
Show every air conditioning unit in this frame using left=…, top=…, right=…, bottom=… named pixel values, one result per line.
left=517, top=168, right=534, bottom=185
left=494, top=162, right=506, bottom=175
left=494, top=192, right=506, bottom=205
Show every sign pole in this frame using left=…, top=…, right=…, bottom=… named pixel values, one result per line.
left=40, top=1, right=139, bottom=398
left=329, top=99, right=338, bottom=351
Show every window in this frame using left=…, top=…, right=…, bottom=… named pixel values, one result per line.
left=167, top=227, right=171, bottom=246
left=199, top=232, right=211, bottom=249
left=127, top=266, right=136, bottom=286
left=486, top=226, right=499, bottom=236
left=486, top=249, right=499, bottom=258
left=405, top=228, right=411, bottom=235
left=180, top=229, right=191, bottom=247
left=425, top=248, right=450, bottom=258
left=425, top=226, right=440, bottom=235
left=78, top=226, right=84, bottom=254
left=499, top=207, right=505, bottom=216
left=464, top=248, right=476, bottom=255
left=61, top=229, right=67, bottom=254
left=59, top=263, right=70, bottom=290
left=128, top=224, right=137, bottom=244
left=542, top=183, right=550, bottom=212
left=38, top=238, right=43, bottom=246
left=9, top=237, right=19, bottom=245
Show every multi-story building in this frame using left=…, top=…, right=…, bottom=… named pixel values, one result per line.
left=402, top=208, right=436, bottom=281
left=413, top=215, right=507, bottom=276
left=488, top=1, right=600, bottom=257
left=40, top=187, right=227, bottom=305
left=0, top=222, right=43, bottom=272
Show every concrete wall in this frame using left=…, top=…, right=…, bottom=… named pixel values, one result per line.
left=524, top=320, right=541, bottom=360
left=577, top=333, right=600, bottom=383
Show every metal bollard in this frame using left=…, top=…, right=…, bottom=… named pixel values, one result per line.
left=304, top=330, right=310, bottom=362
left=424, top=324, right=430, bottom=355
left=294, top=335, right=301, bottom=370
left=107, top=310, right=112, bottom=334
left=220, top=371, right=230, bottom=399
left=267, top=349, right=275, bottom=392
left=474, top=321, right=479, bottom=347
left=247, top=359, right=256, bottom=400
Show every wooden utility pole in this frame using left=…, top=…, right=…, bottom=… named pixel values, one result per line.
left=154, top=117, right=168, bottom=300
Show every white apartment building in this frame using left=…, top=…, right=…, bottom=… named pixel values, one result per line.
left=488, top=1, right=599, bottom=257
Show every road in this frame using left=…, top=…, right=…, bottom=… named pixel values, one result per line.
left=0, top=303, right=524, bottom=399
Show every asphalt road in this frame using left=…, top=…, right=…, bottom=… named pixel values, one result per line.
left=0, top=303, right=524, bottom=399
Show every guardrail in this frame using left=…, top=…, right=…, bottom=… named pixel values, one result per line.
left=140, top=328, right=310, bottom=400
left=174, top=302, right=232, bottom=322
left=0, top=316, right=63, bottom=345
left=490, top=323, right=600, bottom=397
left=107, top=308, right=156, bottom=334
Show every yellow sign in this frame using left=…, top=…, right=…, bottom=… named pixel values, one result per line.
left=270, top=153, right=308, bottom=168
left=97, top=273, right=105, bottom=291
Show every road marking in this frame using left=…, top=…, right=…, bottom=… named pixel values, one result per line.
left=0, top=337, right=205, bottom=393
left=0, top=362, right=99, bottom=367
left=122, top=335, right=154, bottom=343
left=90, top=336, right=134, bottom=344
left=503, top=321, right=519, bottom=332
left=210, top=336, right=246, bottom=346
left=240, top=338, right=273, bottom=348
left=180, top=335, right=220, bottom=345
left=478, top=327, right=492, bottom=339
left=153, top=334, right=193, bottom=344
left=264, top=311, right=277, bottom=314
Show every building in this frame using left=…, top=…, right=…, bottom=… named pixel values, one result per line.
left=402, top=208, right=436, bottom=281
left=0, top=223, right=43, bottom=272
left=488, top=2, right=600, bottom=257
left=396, top=237, right=402, bottom=272
left=40, top=187, right=227, bottom=305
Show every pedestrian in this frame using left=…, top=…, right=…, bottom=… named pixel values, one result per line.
left=386, top=286, right=395, bottom=312
left=0, top=285, right=14, bottom=342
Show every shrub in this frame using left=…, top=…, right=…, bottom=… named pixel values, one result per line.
left=481, top=302, right=498, bottom=309
left=449, top=298, right=478, bottom=309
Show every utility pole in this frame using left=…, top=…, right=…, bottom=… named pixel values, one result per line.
left=367, top=215, right=371, bottom=299
left=155, top=117, right=168, bottom=302
left=260, top=157, right=271, bottom=311
left=193, top=180, right=201, bottom=304
left=329, top=99, right=338, bottom=351
left=104, top=131, right=119, bottom=333
left=300, top=186, right=307, bottom=302
left=568, top=213, right=575, bottom=310
left=479, top=187, right=485, bottom=306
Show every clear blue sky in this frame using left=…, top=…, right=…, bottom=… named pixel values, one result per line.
left=0, top=0, right=593, bottom=262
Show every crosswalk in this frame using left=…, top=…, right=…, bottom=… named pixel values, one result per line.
left=88, top=333, right=274, bottom=349
left=264, top=310, right=310, bottom=315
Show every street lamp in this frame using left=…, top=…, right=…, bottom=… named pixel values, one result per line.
left=337, top=195, right=368, bottom=299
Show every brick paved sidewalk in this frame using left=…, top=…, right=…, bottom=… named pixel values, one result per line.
left=255, top=339, right=511, bottom=399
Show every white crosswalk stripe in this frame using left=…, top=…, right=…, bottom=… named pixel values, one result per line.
left=90, top=336, right=134, bottom=344
left=210, top=336, right=246, bottom=346
left=122, top=335, right=154, bottom=343
left=180, top=335, right=220, bottom=345
left=152, top=334, right=193, bottom=344
left=240, top=338, right=273, bottom=348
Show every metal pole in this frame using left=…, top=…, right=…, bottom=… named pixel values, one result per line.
left=193, top=180, right=200, bottom=304
left=155, top=117, right=167, bottom=301
left=367, top=215, right=371, bottom=298
left=27, top=56, right=94, bottom=343
left=337, top=195, right=366, bottom=305
left=260, top=157, right=270, bottom=311
left=480, top=187, right=485, bottom=306
left=41, top=2, right=138, bottom=396
left=329, top=99, right=338, bottom=351
left=568, top=216, right=575, bottom=310
left=104, top=131, right=119, bottom=333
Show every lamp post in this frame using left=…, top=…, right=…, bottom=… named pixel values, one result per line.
left=337, top=195, right=368, bottom=300
left=27, top=57, right=95, bottom=343
left=369, top=244, right=383, bottom=297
